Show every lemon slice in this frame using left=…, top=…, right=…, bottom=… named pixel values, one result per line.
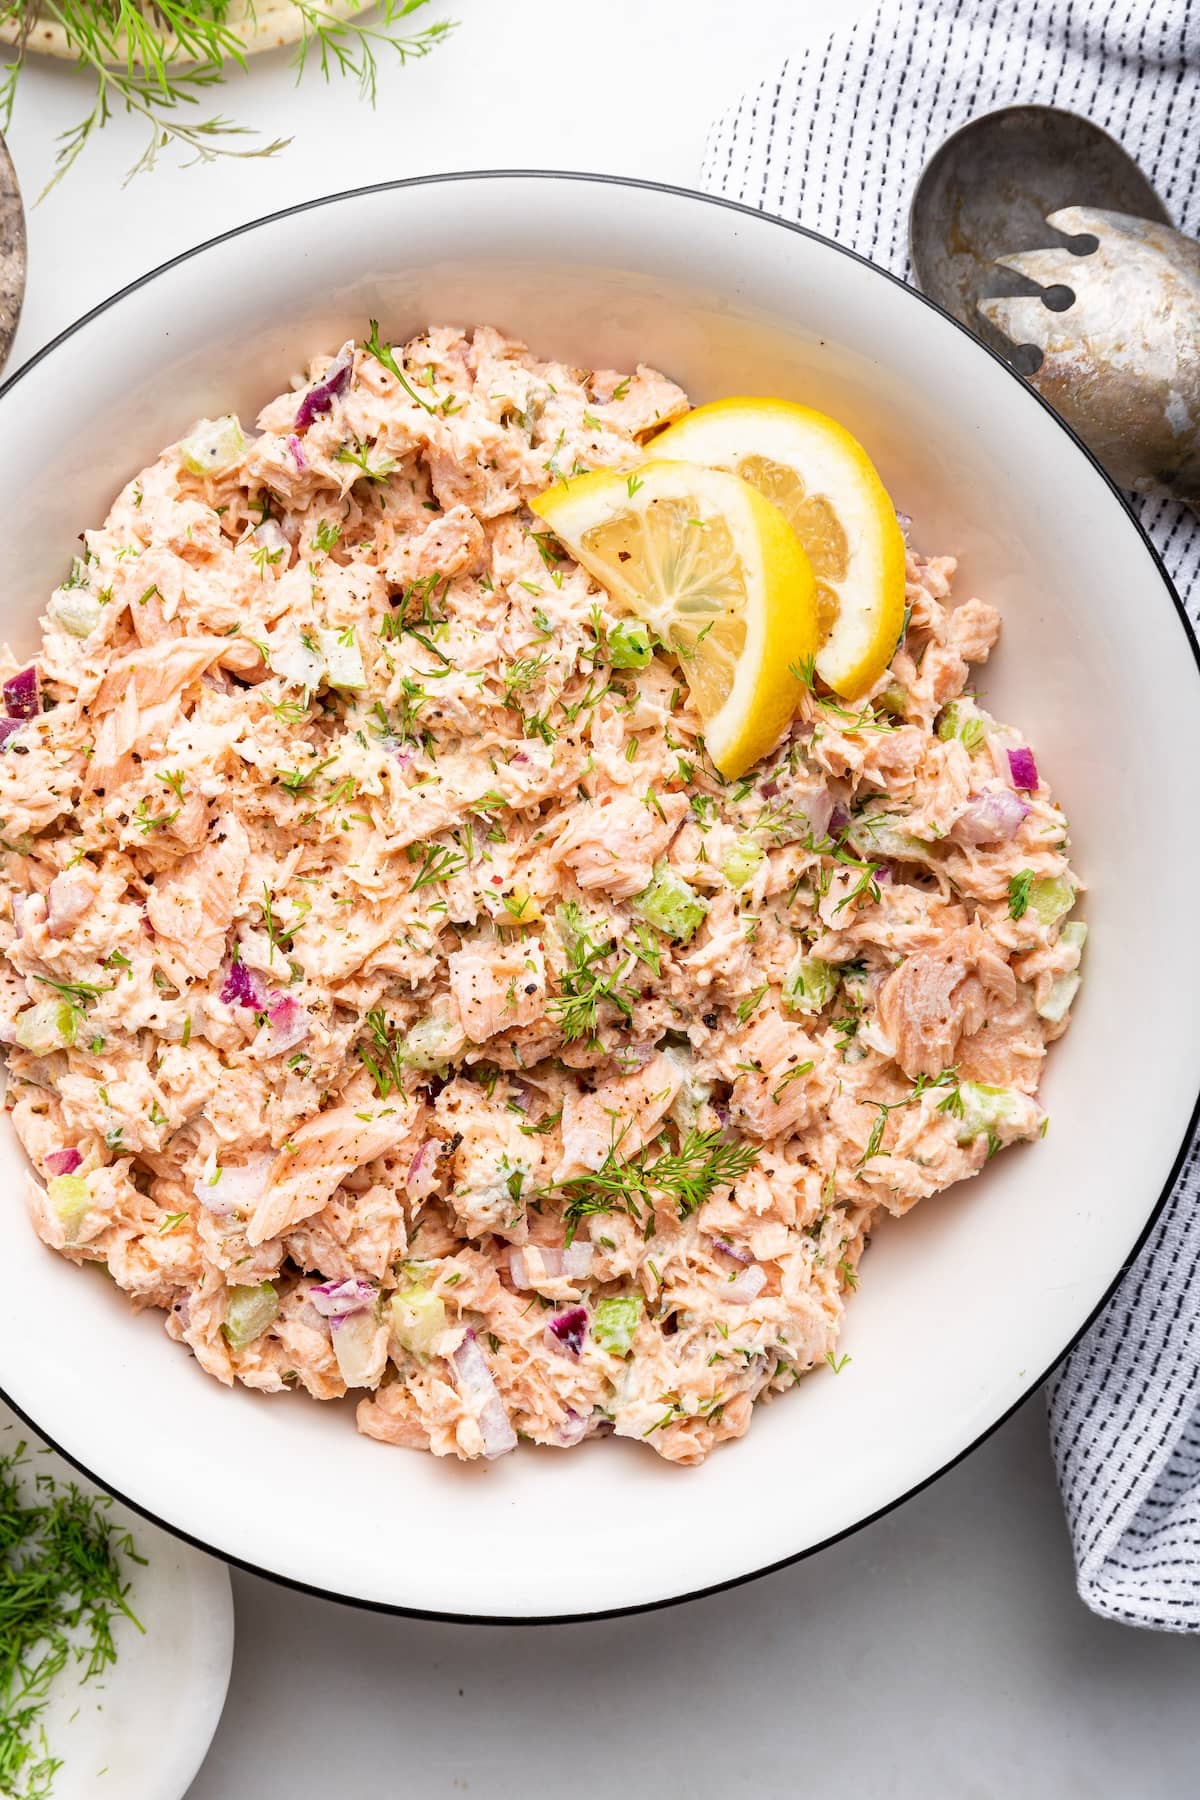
left=532, top=460, right=817, bottom=779
left=650, top=398, right=906, bottom=699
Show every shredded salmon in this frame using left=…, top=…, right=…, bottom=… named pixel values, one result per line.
left=0, top=325, right=1081, bottom=1463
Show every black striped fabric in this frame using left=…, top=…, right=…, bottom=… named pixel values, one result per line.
left=704, top=0, right=1200, bottom=1631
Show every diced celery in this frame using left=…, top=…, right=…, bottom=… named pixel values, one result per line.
left=607, top=619, right=652, bottom=669
left=47, top=1173, right=89, bottom=1227
left=222, top=1282, right=279, bottom=1352
left=181, top=415, right=247, bottom=477
left=1059, top=921, right=1088, bottom=952
left=720, top=838, right=764, bottom=890
left=782, top=954, right=840, bottom=1016
left=390, top=1286, right=446, bottom=1356
left=1037, top=971, right=1081, bottom=1024
left=317, top=627, right=367, bottom=692
left=952, top=1082, right=1021, bottom=1146
left=49, top=588, right=103, bottom=639
left=15, top=999, right=77, bottom=1055
left=1029, top=875, right=1075, bottom=926
left=936, top=702, right=986, bottom=750
left=632, top=865, right=708, bottom=943
left=404, top=1015, right=458, bottom=1071
left=937, top=703, right=962, bottom=742
left=878, top=681, right=908, bottom=717
left=845, top=810, right=927, bottom=861
left=270, top=628, right=325, bottom=689
left=593, top=1294, right=641, bottom=1356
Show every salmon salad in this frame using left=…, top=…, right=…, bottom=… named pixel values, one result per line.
left=0, top=326, right=1084, bottom=1465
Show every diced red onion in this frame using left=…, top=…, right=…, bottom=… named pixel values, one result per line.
left=709, top=1234, right=753, bottom=1267
left=286, top=433, right=308, bottom=470
left=759, top=779, right=779, bottom=799
left=406, top=1139, right=440, bottom=1201
left=45, top=1147, right=82, bottom=1177
left=263, top=991, right=310, bottom=1051
left=896, top=510, right=913, bottom=531
left=875, top=863, right=893, bottom=883
left=309, top=1277, right=376, bottom=1319
left=253, top=518, right=291, bottom=562
left=3, top=666, right=40, bottom=720
left=545, top=1306, right=588, bottom=1358
left=46, top=870, right=94, bottom=938
left=554, top=1408, right=590, bottom=1448
left=0, top=718, right=25, bottom=749
left=828, top=803, right=850, bottom=837
left=952, top=788, right=1031, bottom=846
left=220, top=957, right=266, bottom=1011
left=330, top=1308, right=386, bottom=1388
left=1007, top=746, right=1039, bottom=792
left=449, top=1329, right=517, bottom=1459
left=294, top=345, right=354, bottom=430
left=509, top=1244, right=594, bottom=1290
left=193, top=1151, right=273, bottom=1216
left=800, top=785, right=835, bottom=841
left=726, top=1264, right=767, bottom=1305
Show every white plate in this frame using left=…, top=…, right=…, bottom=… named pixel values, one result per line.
left=0, top=1401, right=233, bottom=1798
left=0, top=174, right=1196, bottom=1621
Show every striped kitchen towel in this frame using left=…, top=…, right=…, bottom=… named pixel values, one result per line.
left=703, top=0, right=1200, bottom=1632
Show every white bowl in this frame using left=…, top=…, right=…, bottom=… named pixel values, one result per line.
left=0, top=174, right=1196, bottom=1621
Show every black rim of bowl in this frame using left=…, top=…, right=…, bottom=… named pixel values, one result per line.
left=0, top=170, right=1195, bottom=1627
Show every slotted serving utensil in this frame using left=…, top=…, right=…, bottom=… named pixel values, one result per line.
left=910, top=104, right=1200, bottom=507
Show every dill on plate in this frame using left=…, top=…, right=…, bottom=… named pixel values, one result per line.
left=0, top=0, right=454, bottom=194
left=0, top=1443, right=145, bottom=1799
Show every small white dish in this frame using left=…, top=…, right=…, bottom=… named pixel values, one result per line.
left=0, top=173, right=1196, bottom=1621
left=0, top=1401, right=233, bottom=1799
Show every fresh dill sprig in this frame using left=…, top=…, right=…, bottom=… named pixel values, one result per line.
left=859, top=1069, right=960, bottom=1166
left=356, top=1007, right=406, bottom=1099
left=550, top=1126, right=760, bottom=1243
left=0, top=0, right=454, bottom=198
left=548, top=901, right=637, bottom=1044
left=408, top=840, right=467, bottom=892
left=334, top=437, right=399, bottom=486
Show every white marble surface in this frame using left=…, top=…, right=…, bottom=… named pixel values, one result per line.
left=3, top=2, right=1198, bottom=1792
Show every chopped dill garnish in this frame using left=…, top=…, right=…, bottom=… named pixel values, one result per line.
left=408, top=842, right=468, bottom=892
left=1007, top=868, right=1035, bottom=920
left=859, top=1070, right=960, bottom=1166
left=334, top=438, right=398, bottom=486
left=548, top=902, right=638, bottom=1043
left=356, top=1009, right=407, bottom=1100
left=0, top=1442, right=146, bottom=1796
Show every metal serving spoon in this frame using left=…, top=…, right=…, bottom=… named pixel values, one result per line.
left=0, top=131, right=25, bottom=377
left=909, top=104, right=1200, bottom=507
